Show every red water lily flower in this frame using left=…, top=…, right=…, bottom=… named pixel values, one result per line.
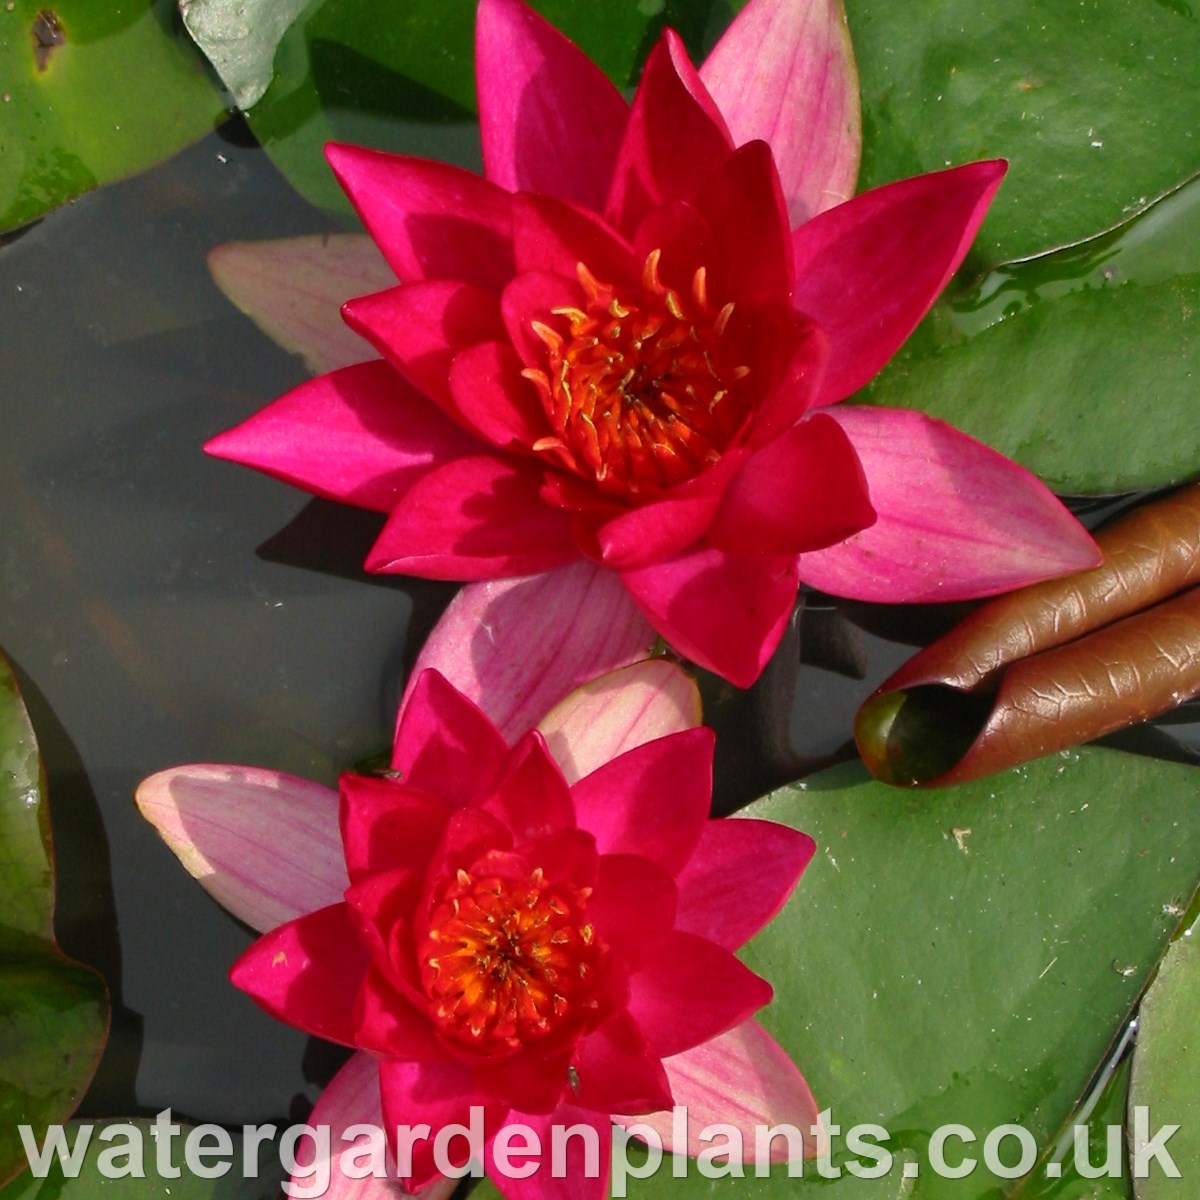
left=207, top=0, right=1100, bottom=686
left=137, top=661, right=819, bottom=1200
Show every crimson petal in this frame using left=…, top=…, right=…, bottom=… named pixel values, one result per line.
left=391, top=668, right=511, bottom=800
left=586, top=854, right=676, bottom=967
left=485, top=1107, right=612, bottom=1200
left=511, top=192, right=636, bottom=286
left=205, top=361, right=478, bottom=514
left=620, top=544, right=800, bottom=688
left=792, top=160, right=1007, bottom=406
left=342, top=281, right=504, bottom=410
left=230, top=903, right=368, bottom=1047
left=624, top=931, right=773, bottom=1058
left=606, top=35, right=733, bottom=238
left=674, top=819, right=814, bottom=950
left=476, top=0, right=629, bottom=212
left=339, top=773, right=453, bottom=882
left=708, top=412, right=876, bottom=557
left=571, top=1013, right=673, bottom=1112
left=326, top=145, right=515, bottom=289
left=569, top=727, right=712, bottom=874
left=449, top=341, right=549, bottom=447
left=366, top=455, right=579, bottom=580
left=481, top=730, right=576, bottom=842
left=693, top=139, right=793, bottom=307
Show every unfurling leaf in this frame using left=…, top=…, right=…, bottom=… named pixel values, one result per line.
left=856, top=483, right=1200, bottom=785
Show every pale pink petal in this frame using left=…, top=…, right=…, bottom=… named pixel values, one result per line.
left=402, top=561, right=656, bottom=742
left=476, top=0, right=629, bottom=211
left=325, top=145, right=514, bottom=289
left=614, top=1020, right=821, bottom=1162
left=621, top=545, right=801, bottom=688
left=136, top=765, right=344, bottom=932
left=204, top=361, right=479, bottom=514
left=364, top=455, right=579, bottom=579
left=537, top=660, right=701, bottom=785
left=792, top=160, right=1007, bottom=406
left=291, top=1053, right=459, bottom=1200
left=208, top=235, right=395, bottom=374
left=700, top=0, right=861, bottom=226
left=799, top=406, right=1103, bottom=601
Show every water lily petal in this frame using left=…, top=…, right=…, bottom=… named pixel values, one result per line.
left=449, top=341, right=549, bottom=447
left=621, top=544, right=800, bottom=688
left=476, top=0, right=628, bottom=212
left=230, top=903, right=368, bottom=1046
left=404, top=561, right=656, bottom=742
left=571, top=1014, right=673, bottom=1113
left=482, top=730, right=576, bottom=840
left=606, top=35, right=733, bottom=238
left=700, top=0, right=861, bottom=226
left=342, top=280, right=504, bottom=409
left=587, top=854, right=676, bottom=967
left=485, top=1108, right=612, bottom=1200
left=208, top=234, right=395, bottom=375
left=792, top=160, right=1007, bottom=406
left=392, top=668, right=511, bottom=799
left=568, top=727, right=713, bottom=874
left=625, top=931, right=773, bottom=1058
left=353, top=962, right=450, bottom=1061
left=799, top=406, right=1103, bottom=601
left=744, top=314, right=828, bottom=447
left=511, top=192, right=637, bottom=286
left=136, top=765, right=344, bottom=932
left=693, top=139, right=793, bottom=307
left=596, top=451, right=746, bottom=571
left=205, top=361, right=477, bottom=513
left=365, top=455, right=579, bottom=579
left=615, top=1019, right=821, bottom=1162
left=537, top=659, right=700, bottom=785
left=326, top=145, right=515, bottom=289
left=501, top=270, right=581, bottom=365
left=339, top=775, right=454, bottom=882
left=294, top=1054, right=461, bottom=1200
left=708, top=412, right=875, bottom=556
left=378, top=1060, right=501, bottom=1189
left=674, top=819, right=814, bottom=950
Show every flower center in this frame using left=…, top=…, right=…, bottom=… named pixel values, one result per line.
left=523, top=251, right=752, bottom=494
left=419, top=863, right=601, bottom=1052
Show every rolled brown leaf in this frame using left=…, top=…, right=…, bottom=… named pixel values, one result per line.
left=856, top=483, right=1200, bottom=786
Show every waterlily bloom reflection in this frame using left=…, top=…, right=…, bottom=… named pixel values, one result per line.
left=207, top=0, right=1100, bottom=685
left=137, top=663, right=819, bottom=1199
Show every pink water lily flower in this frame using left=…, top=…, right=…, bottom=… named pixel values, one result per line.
left=207, top=0, right=1100, bottom=686
left=137, top=661, right=819, bottom=1200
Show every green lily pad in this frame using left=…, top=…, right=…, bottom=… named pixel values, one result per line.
left=0, top=653, right=108, bottom=1187
left=842, top=0, right=1200, bottom=269
left=1129, top=933, right=1200, bottom=1199
left=469, top=748, right=1197, bottom=1200
left=0, top=0, right=226, bottom=235
left=861, top=174, right=1200, bottom=495
left=240, top=0, right=731, bottom=216
left=0, top=1119, right=281, bottom=1199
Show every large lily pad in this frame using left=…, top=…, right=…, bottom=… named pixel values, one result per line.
left=1129, top=933, right=1200, bottom=1199
left=0, top=654, right=108, bottom=1186
left=861, top=174, right=1200, bottom=495
left=470, top=748, right=1195, bottom=1200
left=842, top=0, right=1200, bottom=268
left=0, top=0, right=226, bottom=235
